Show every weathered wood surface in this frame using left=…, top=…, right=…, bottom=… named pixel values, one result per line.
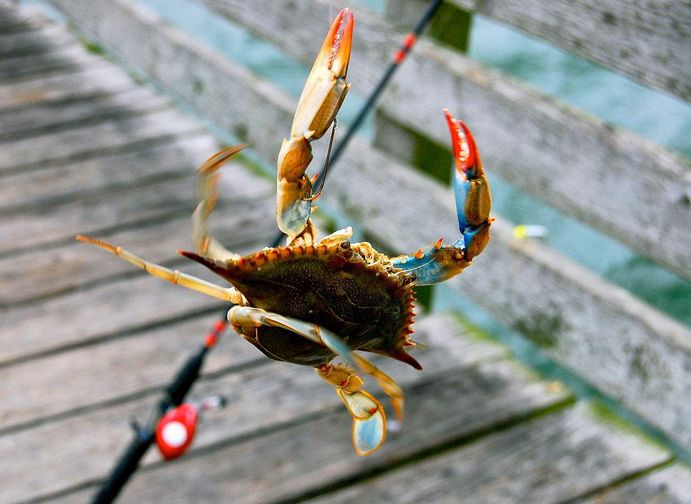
left=0, top=108, right=204, bottom=176
left=0, top=4, right=681, bottom=504
left=193, top=0, right=691, bottom=280
left=46, top=0, right=293, bottom=168
left=306, top=403, right=671, bottom=504
left=1, top=314, right=513, bottom=502
left=0, top=134, right=216, bottom=214
left=390, top=0, right=691, bottom=102
left=576, top=463, right=691, bottom=504
left=0, top=86, right=169, bottom=141
left=45, top=0, right=691, bottom=448
left=62, top=359, right=573, bottom=503
left=0, top=22, right=74, bottom=58
left=0, top=42, right=111, bottom=82
left=0, top=156, right=273, bottom=363
left=0, top=66, right=135, bottom=110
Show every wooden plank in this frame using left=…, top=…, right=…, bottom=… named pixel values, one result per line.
left=32, top=354, right=564, bottom=503
left=0, top=192, right=273, bottom=307
left=46, top=0, right=691, bottom=447
left=0, top=134, right=216, bottom=214
left=442, top=0, right=691, bottom=102
left=0, top=23, right=75, bottom=58
left=0, top=86, right=170, bottom=141
left=0, top=108, right=204, bottom=175
left=387, top=0, right=691, bottom=103
left=0, top=133, right=218, bottom=215
left=0, top=43, right=110, bottom=82
left=306, top=403, right=670, bottom=504
left=46, top=0, right=293, bottom=167
left=0, top=232, right=267, bottom=368
left=0, top=66, right=136, bottom=111
left=577, top=463, right=691, bottom=504
left=0, top=180, right=275, bottom=365
left=0, top=177, right=192, bottom=256
left=193, top=0, right=691, bottom=279
left=0, top=313, right=510, bottom=502
left=96, top=380, right=566, bottom=503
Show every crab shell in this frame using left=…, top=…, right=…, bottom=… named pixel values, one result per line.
left=183, top=241, right=421, bottom=370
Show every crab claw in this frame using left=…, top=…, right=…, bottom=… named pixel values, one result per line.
left=391, top=110, right=492, bottom=285
left=338, top=389, right=386, bottom=456
left=276, top=8, right=354, bottom=241
left=444, top=109, right=491, bottom=260
left=316, top=361, right=391, bottom=456
left=291, top=7, right=354, bottom=140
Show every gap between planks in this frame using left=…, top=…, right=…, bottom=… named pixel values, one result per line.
left=0, top=86, right=171, bottom=143
left=571, top=463, right=691, bottom=504
left=0, top=43, right=111, bottom=83
left=0, top=133, right=218, bottom=216
left=0, top=108, right=205, bottom=176
left=0, top=65, right=139, bottom=112
left=0, top=213, right=276, bottom=367
left=300, top=402, right=671, bottom=504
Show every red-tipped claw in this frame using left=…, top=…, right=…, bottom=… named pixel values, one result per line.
left=391, top=110, right=492, bottom=284
left=444, top=109, right=491, bottom=232
left=290, top=8, right=354, bottom=140
left=444, top=108, right=482, bottom=179
left=320, top=8, right=353, bottom=82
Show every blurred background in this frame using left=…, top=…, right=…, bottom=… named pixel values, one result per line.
left=2, top=0, right=690, bottom=501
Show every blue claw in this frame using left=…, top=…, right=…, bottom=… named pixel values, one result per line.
left=392, top=110, right=492, bottom=285
left=446, top=109, right=492, bottom=257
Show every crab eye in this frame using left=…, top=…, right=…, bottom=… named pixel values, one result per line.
left=339, top=241, right=351, bottom=250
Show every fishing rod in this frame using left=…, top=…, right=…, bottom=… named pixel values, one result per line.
left=93, top=321, right=226, bottom=503
left=94, top=2, right=443, bottom=501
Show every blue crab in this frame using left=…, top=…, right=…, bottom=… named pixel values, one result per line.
left=77, top=8, right=492, bottom=456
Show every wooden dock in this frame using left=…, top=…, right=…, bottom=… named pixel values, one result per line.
left=1, top=1, right=689, bottom=502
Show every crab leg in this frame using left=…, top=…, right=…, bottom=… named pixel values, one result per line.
left=276, top=8, right=354, bottom=243
left=391, top=109, right=492, bottom=284
left=75, top=235, right=244, bottom=304
left=228, top=305, right=354, bottom=362
left=228, top=305, right=396, bottom=456
left=318, top=226, right=353, bottom=246
left=317, top=363, right=387, bottom=456
left=193, top=145, right=247, bottom=262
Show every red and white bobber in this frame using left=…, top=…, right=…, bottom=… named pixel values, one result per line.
left=155, top=403, right=198, bottom=460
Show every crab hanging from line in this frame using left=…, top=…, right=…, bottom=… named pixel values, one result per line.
left=77, top=8, right=492, bottom=456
